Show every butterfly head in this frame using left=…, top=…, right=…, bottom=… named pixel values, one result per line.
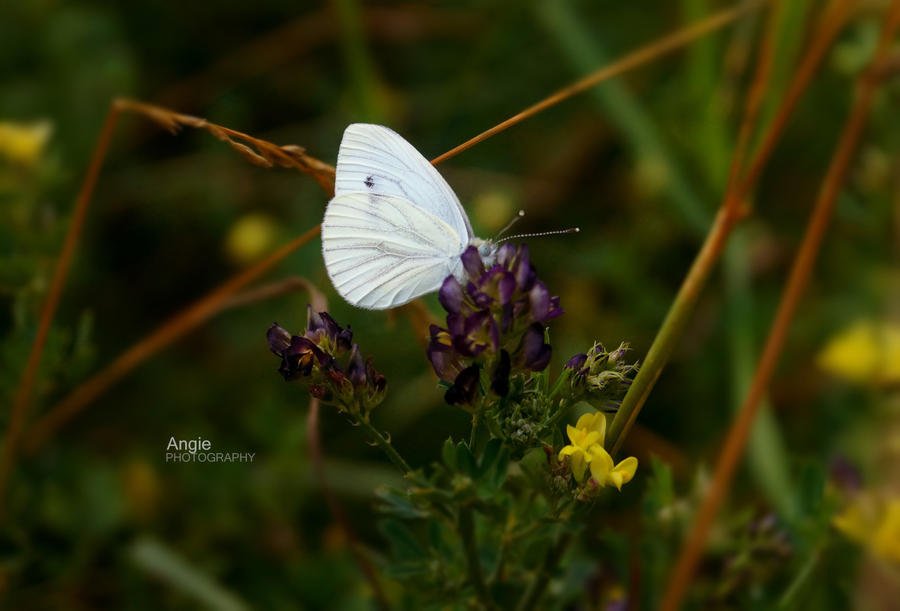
left=471, top=238, right=498, bottom=267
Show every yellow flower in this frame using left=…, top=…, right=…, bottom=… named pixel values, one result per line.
left=0, top=120, right=52, bottom=166
left=588, top=445, right=638, bottom=491
left=558, top=411, right=606, bottom=481
left=817, top=319, right=900, bottom=387
left=224, top=213, right=278, bottom=264
left=834, top=495, right=900, bottom=564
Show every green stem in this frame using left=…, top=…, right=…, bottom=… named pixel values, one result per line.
left=356, top=417, right=413, bottom=476
left=515, top=532, right=573, bottom=611
left=469, top=411, right=481, bottom=450
left=459, top=506, right=494, bottom=608
left=778, top=543, right=825, bottom=608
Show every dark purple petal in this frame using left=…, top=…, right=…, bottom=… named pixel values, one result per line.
left=471, top=289, right=494, bottom=309
left=335, top=326, right=353, bottom=352
left=829, top=456, right=862, bottom=494
left=490, top=350, right=511, bottom=397
left=460, top=310, right=497, bottom=356
left=445, top=364, right=480, bottom=406
left=347, top=344, right=366, bottom=388
left=513, top=245, right=536, bottom=290
left=427, top=326, right=461, bottom=380
left=366, top=357, right=386, bottom=394
left=545, top=296, right=563, bottom=321
left=529, top=281, right=550, bottom=321
left=288, top=335, right=324, bottom=361
left=306, top=304, right=324, bottom=333
left=496, top=243, right=516, bottom=267
left=565, top=353, right=588, bottom=371
left=427, top=324, right=452, bottom=352
left=520, top=323, right=551, bottom=371
left=447, top=312, right=464, bottom=336
left=266, top=323, right=291, bottom=355
left=438, top=276, right=464, bottom=314
left=500, top=302, right=514, bottom=333
left=428, top=348, right=460, bottom=381
left=461, top=245, right=484, bottom=279
left=498, top=273, right=516, bottom=304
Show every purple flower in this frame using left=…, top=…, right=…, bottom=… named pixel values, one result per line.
left=565, top=353, right=588, bottom=373
left=445, top=364, right=481, bottom=406
left=267, top=308, right=386, bottom=414
left=425, top=242, right=562, bottom=406
left=519, top=323, right=552, bottom=371
left=490, top=350, right=511, bottom=397
left=438, top=276, right=464, bottom=314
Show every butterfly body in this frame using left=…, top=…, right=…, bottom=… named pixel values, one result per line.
left=322, top=124, right=496, bottom=309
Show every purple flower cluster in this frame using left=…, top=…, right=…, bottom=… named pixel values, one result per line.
left=267, top=305, right=386, bottom=413
left=427, top=244, right=562, bottom=406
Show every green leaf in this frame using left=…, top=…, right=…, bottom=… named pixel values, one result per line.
left=376, top=488, right=428, bottom=520
left=457, top=441, right=477, bottom=478
left=479, top=438, right=502, bottom=475
left=379, top=518, right=426, bottom=561
left=442, top=437, right=458, bottom=471
left=490, top=447, right=510, bottom=490
left=796, top=462, right=826, bottom=518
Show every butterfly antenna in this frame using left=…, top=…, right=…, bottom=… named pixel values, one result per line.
left=494, top=210, right=526, bottom=240
left=497, top=227, right=580, bottom=243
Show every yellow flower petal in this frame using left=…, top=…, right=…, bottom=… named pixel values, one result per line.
left=571, top=453, right=587, bottom=481
left=558, top=444, right=577, bottom=459
left=588, top=445, right=614, bottom=483
left=0, top=120, right=52, bottom=166
left=613, top=456, right=638, bottom=486
left=817, top=319, right=900, bottom=386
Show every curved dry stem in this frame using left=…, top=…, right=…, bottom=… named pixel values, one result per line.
left=0, top=105, right=121, bottom=508
left=607, top=0, right=855, bottom=455
left=660, top=1, right=900, bottom=607
left=24, top=225, right=321, bottom=454
left=430, top=0, right=768, bottom=165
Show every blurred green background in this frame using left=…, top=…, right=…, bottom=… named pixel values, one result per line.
left=2, top=0, right=899, bottom=608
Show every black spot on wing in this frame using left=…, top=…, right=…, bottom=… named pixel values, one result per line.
left=364, top=175, right=375, bottom=188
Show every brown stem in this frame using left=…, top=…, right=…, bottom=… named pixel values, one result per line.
left=24, top=225, right=321, bottom=454
left=660, top=2, right=900, bottom=608
left=608, top=0, right=854, bottom=454
left=430, top=0, right=768, bottom=165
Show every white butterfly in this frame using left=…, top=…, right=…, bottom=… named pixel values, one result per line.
left=322, top=124, right=497, bottom=310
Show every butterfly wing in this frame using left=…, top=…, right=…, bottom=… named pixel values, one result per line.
left=335, top=123, right=474, bottom=240
left=322, top=192, right=465, bottom=309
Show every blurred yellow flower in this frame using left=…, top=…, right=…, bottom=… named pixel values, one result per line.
left=225, top=213, right=278, bottom=264
left=121, top=459, right=161, bottom=521
left=817, top=319, right=900, bottom=386
left=559, top=411, right=637, bottom=490
left=833, top=495, right=900, bottom=563
left=0, top=120, right=52, bottom=166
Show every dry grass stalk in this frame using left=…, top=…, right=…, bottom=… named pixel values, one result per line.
left=660, top=1, right=900, bottom=607
left=430, top=0, right=768, bottom=165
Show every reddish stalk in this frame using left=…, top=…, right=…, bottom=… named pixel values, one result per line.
left=660, top=2, right=900, bottom=608
left=0, top=105, right=121, bottom=506
left=429, top=0, right=768, bottom=165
